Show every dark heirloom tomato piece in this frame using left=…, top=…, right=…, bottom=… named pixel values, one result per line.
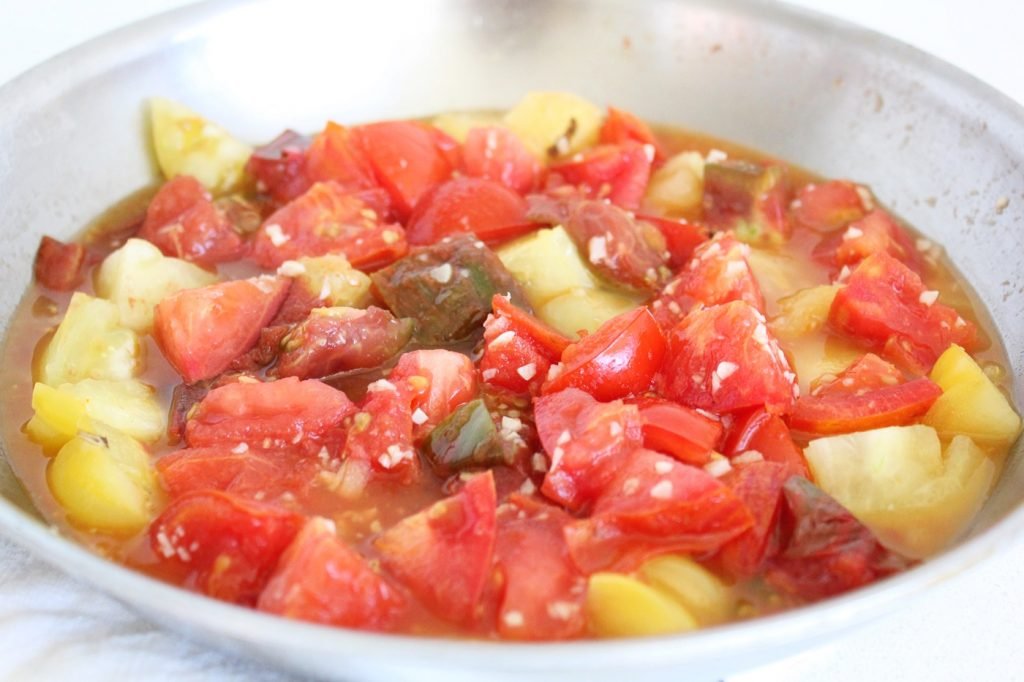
left=305, top=122, right=378, bottom=192
left=651, top=233, right=765, bottom=330
left=703, top=160, right=791, bottom=245
left=352, top=120, right=456, bottom=220
left=765, top=477, right=911, bottom=600
left=564, top=449, right=753, bottom=574
left=389, top=349, right=478, bottom=440
left=544, top=307, right=666, bottom=402
left=661, top=300, right=797, bottom=415
left=246, top=129, right=313, bottom=205
left=406, top=176, right=530, bottom=246
left=492, top=496, right=586, bottom=640
left=813, top=209, right=921, bottom=273
left=371, top=234, right=530, bottom=344
left=425, top=399, right=513, bottom=476
left=463, top=126, right=542, bottom=195
left=148, top=490, right=305, bottom=606
left=480, top=294, right=570, bottom=396
left=562, top=199, right=668, bottom=291
left=790, top=179, right=870, bottom=232
left=374, top=471, right=497, bottom=624
left=341, top=380, right=419, bottom=481
left=258, top=518, right=406, bottom=629
left=790, top=378, right=942, bottom=435
left=713, top=460, right=789, bottom=581
left=156, top=445, right=312, bottom=501
left=154, top=276, right=290, bottom=384
left=534, top=388, right=643, bottom=511
left=250, top=181, right=407, bottom=270
left=632, top=397, right=723, bottom=466
left=229, top=324, right=291, bottom=373
left=258, top=518, right=405, bottom=630
left=185, top=377, right=355, bottom=451
left=549, top=141, right=653, bottom=211
left=139, top=175, right=247, bottom=266
left=272, top=306, right=414, bottom=380
left=722, top=408, right=810, bottom=479
left=599, top=106, right=666, bottom=161
left=829, top=251, right=980, bottom=371
left=34, top=236, right=87, bottom=291
left=637, top=214, right=710, bottom=270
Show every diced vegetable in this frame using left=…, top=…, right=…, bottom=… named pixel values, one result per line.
left=549, top=142, right=653, bottom=211
left=389, top=349, right=478, bottom=440
left=703, top=161, right=790, bottom=245
left=633, top=398, right=723, bottom=466
left=48, top=424, right=158, bottom=534
left=25, top=382, right=89, bottom=453
left=805, top=425, right=996, bottom=557
left=39, top=293, right=142, bottom=387
left=430, top=112, right=504, bottom=143
left=638, top=555, right=735, bottom=626
left=790, top=377, right=942, bottom=435
left=745, top=247, right=828, bottom=309
left=463, top=126, right=542, bottom=194
left=643, top=151, right=704, bottom=214
left=245, top=129, right=313, bottom=205
left=539, top=287, right=642, bottom=338
left=95, top=238, right=218, bottom=331
left=791, top=180, right=869, bottom=232
left=289, top=254, right=372, bottom=309
left=503, top=91, right=603, bottom=159
left=34, top=236, right=86, bottom=291
left=149, top=97, right=252, bottom=194
left=406, top=177, right=529, bottom=245
left=769, top=285, right=839, bottom=340
left=586, top=572, right=698, bottom=637
left=497, top=226, right=600, bottom=308
left=54, top=379, right=165, bottom=444
left=426, top=399, right=508, bottom=475
left=922, top=344, right=1021, bottom=446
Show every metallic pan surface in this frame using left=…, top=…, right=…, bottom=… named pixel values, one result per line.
left=0, top=0, right=1021, bottom=679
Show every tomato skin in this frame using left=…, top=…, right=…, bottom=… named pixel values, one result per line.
left=185, top=377, right=355, bottom=452
left=534, top=388, right=643, bottom=511
left=34, top=235, right=87, bottom=291
left=632, top=397, right=723, bottom=466
left=765, top=477, right=911, bottom=600
left=722, top=408, right=809, bottom=479
left=549, top=141, right=653, bottom=211
left=651, top=233, right=765, bottom=330
left=352, top=121, right=455, bottom=220
left=636, top=214, right=709, bottom=270
left=599, top=106, right=665, bottom=161
left=492, top=294, right=570, bottom=358
left=406, top=177, right=529, bottom=245
left=480, top=303, right=564, bottom=397
left=789, top=377, right=942, bottom=435
left=791, top=179, right=869, bottom=232
left=564, top=449, right=754, bottom=574
left=258, top=518, right=406, bottom=629
left=342, top=381, right=420, bottom=481
left=703, top=161, right=791, bottom=245
left=660, top=300, right=797, bottom=415
left=543, top=307, right=667, bottom=402
left=463, top=126, right=542, bottom=194
left=149, top=490, right=305, bottom=605
left=154, top=276, right=290, bottom=384
left=811, top=353, right=904, bottom=396
left=813, top=209, right=921, bottom=273
left=563, top=199, right=668, bottom=291
left=247, top=129, right=313, bottom=205
left=829, top=252, right=980, bottom=370
left=374, top=471, right=497, bottom=624
left=156, top=445, right=311, bottom=501
left=305, top=122, right=377, bottom=191
left=250, top=181, right=407, bottom=270
left=140, top=175, right=247, bottom=266
left=492, top=496, right=586, bottom=640
left=389, top=349, right=478, bottom=440
left=713, top=461, right=790, bottom=581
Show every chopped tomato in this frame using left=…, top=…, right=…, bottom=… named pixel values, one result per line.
left=492, top=496, right=586, bottom=640
left=651, top=233, right=765, bottom=330
left=661, top=300, right=797, bottom=415
left=374, top=471, right=497, bottom=624
left=549, top=141, right=653, bottom=211
left=342, top=381, right=419, bottom=481
left=811, top=353, right=904, bottom=396
left=148, top=490, right=305, bottom=605
left=828, top=252, right=980, bottom=370
left=305, top=122, right=377, bottom=191
left=352, top=121, right=456, bottom=220
left=246, top=130, right=313, bottom=205
left=637, top=214, right=709, bottom=270
left=492, top=294, right=571, bottom=358
left=480, top=295, right=570, bottom=396
left=229, top=324, right=291, bottom=374
left=533, top=388, right=643, bottom=511
left=272, top=307, right=414, bottom=380
left=544, top=307, right=665, bottom=402
left=722, top=408, right=809, bottom=479
left=389, top=349, right=478, bottom=440
left=632, top=397, right=723, bottom=466
left=154, top=276, right=290, bottom=383
left=34, top=236, right=87, bottom=291
left=139, top=175, right=246, bottom=266
left=813, top=209, right=921, bottom=273
left=599, top=107, right=665, bottom=161
left=184, top=377, right=355, bottom=452
left=765, top=477, right=911, bottom=600
left=463, top=126, right=542, bottom=195
left=406, top=177, right=529, bottom=245
left=713, top=461, right=789, bottom=581
left=156, top=445, right=311, bottom=501
left=791, top=180, right=869, bottom=232
left=250, top=181, right=407, bottom=270
left=258, top=518, right=406, bottom=629
left=703, top=160, right=791, bottom=245
left=562, top=199, right=668, bottom=290
left=564, top=449, right=753, bottom=573
left=790, top=378, right=942, bottom=435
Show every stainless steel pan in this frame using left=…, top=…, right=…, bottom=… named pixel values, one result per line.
left=1, top=1, right=1021, bottom=679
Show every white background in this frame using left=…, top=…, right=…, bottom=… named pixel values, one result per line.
left=0, top=1, right=1022, bottom=681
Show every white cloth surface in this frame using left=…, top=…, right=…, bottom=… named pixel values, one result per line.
left=1, top=1, right=1022, bottom=680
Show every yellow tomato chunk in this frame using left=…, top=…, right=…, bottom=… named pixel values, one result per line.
left=643, top=151, right=704, bottom=214
left=290, top=254, right=373, bottom=309
left=503, top=91, right=603, bottom=159
left=586, top=572, right=698, bottom=637
left=638, top=555, right=735, bottom=626
left=539, top=287, right=642, bottom=338
left=497, top=226, right=599, bottom=307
